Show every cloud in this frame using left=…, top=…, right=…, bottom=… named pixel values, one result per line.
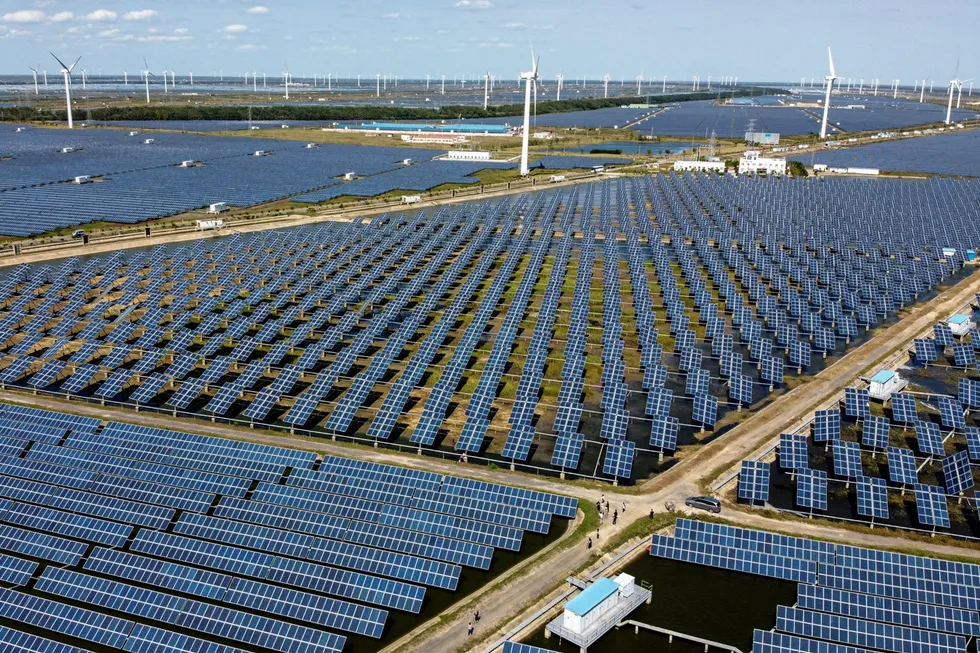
left=503, top=22, right=525, bottom=29
left=246, top=6, right=269, bottom=14
left=123, top=9, right=157, bottom=21
left=50, top=11, right=74, bottom=22
left=394, top=35, right=419, bottom=41
left=455, top=0, right=492, bottom=8
left=139, top=34, right=191, bottom=42
left=98, top=28, right=120, bottom=38
left=86, top=9, right=118, bottom=21
left=2, top=10, right=46, bottom=23
left=221, top=24, right=248, bottom=34
left=174, top=27, right=188, bottom=34
left=382, top=12, right=400, bottom=19
left=237, top=43, right=266, bottom=50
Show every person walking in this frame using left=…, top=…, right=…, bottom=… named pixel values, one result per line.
left=587, top=537, right=593, bottom=550
left=467, top=622, right=474, bottom=637
left=613, top=509, right=618, bottom=525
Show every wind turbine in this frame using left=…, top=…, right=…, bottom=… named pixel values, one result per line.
left=636, top=74, right=642, bottom=96
left=376, top=73, right=381, bottom=97
left=441, top=74, right=445, bottom=95
left=484, top=71, right=490, bottom=110
left=920, top=78, right=927, bottom=102
left=283, top=66, right=290, bottom=99
left=557, top=72, right=563, bottom=101
left=519, top=50, right=539, bottom=177
left=603, top=74, right=609, bottom=98
left=946, top=63, right=972, bottom=123
left=142, top=58, right=153, bottom=104
left=820, top=47, right=839, bottom=139
left=28, top=65, right=39, bottom=94
left=50, top=53, right=81, bottom=129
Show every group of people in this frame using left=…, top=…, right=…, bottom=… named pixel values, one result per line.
left=589, top=494, right=627, bottom=550
left=466, top=609, right=481, bottom=636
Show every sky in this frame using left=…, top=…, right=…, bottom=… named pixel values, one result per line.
left=1, top=0, right=977, bottom=83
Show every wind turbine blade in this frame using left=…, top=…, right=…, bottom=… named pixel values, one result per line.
left=534, top=55, right=540, bottom=77
left=69, top=56, right=82, bottom=72
left=827, top=47, right=835, bottom=78
left=50, top=52, right=69, bottom=71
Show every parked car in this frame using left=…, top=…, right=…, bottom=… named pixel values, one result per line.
left=71, top=229, right=85, bottom=238
left=685, top=496, right=721, bottom=513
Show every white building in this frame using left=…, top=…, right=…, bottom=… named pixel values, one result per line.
left=738, top=150, right=787, bottom=175
left=207, top=202, right=228, bottom=214
left=948, top=314, right=976, bottom=337
left=673, top=160, right=725, bottom=173
left=869, top=370, right=908, bottom=401
left=745, top=132, right=780, bottom=145
left=444, top=150, right=492, bottom=161
left=560, top=575, right=636, bottom=635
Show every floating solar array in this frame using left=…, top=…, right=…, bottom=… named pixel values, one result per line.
left=0, top=401, right=574, bottom=652
left=0, top=125, right=524, bottom=236
left=653, top=519, right=980, bottom=653
left=1, top=172, right=978, bottom=485
left=790, top=129, right=980, bottom=177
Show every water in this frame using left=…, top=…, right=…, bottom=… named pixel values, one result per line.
left=521, top=554, right=796, bottom=652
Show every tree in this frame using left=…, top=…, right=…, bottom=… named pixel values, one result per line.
left=788, top=160, right=808, bottom=177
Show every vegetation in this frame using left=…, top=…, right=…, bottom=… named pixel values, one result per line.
left=63, top=87, right=786, bottom=123
left=788, top=160, right=809, bottom=177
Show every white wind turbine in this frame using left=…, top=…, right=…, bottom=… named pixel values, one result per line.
left=603, top=74, right=609, bottom=98
left=820, top=47, right=839, bottom=139
left=283, top=66, right=291, bottom=99
left=519, top=50, right=539, bottom=177
left=483, top=71, right=490, bottom=110
left=50, top=53, right=81, bottom=129
left=142, top=58, right=153, bottom=104
left=636, top=74, right=642, bottom=96
left=556, top=72, right=563, bottom=101
left=29, top=65, right=39, bottom=94
left=945, top=63, right=972, bottom=124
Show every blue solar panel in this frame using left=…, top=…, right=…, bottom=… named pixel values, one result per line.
left=796, top=469, right=828, bottom=511
left=886, top=446, right=919, bottom=485
left=855, top=476, right=889, bottom=520
left=738, top=461, right=770, bottom=503
left=915, top=483, right=951, bottom=528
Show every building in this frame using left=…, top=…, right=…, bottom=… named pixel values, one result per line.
left=745, top=132, right=780, bottom=145
left=948, top=314, right=976, bottom=337
left=738, top=150, right=787, bottom=176
left=545, top=574, right=650, bottom=651
left=400, top=133, right=467, bottom=145
left=444, top=150, right=492, bottom=162
left=673, top=160, right=725, bottom=173
left=868, top=370, right=908, bottom=401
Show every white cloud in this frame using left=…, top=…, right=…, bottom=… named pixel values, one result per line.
left=174, top=27, right=188, bottom=34
left=98, top=28, right=120, bottom=38
left=221, top=24, right=248, bottom=34
left=2, top=10, right=46, bottom=23
left=139, top=34, right=190, bottom=42
left=394, top=35, right=419, bottom=41
left=50, top=11, right=74, bottom=22
left=246, top=6, right=269, bottom=14
left=503, top=21, right=525, bottom=29
left=237, top=43, right=266, bottom=50
left=382, top=12, right=400, bottom=19
left=123, top=10, right=157, bottom=21
left=86, top=9, right=118, bottom=21
left=455, top=0, right=492, bottom=8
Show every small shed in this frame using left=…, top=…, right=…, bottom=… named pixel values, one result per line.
left=562, top=578, right=620, bottom=635
left=869, top=370, right=907, bottom=401
left=948, top=314, right=975, bottom=337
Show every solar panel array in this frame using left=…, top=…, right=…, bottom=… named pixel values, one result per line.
left=652, top=519, right=980, bottom=653
left=0, top=401, right=573, bottom=652
left=0, top=172, right=976, bottom=485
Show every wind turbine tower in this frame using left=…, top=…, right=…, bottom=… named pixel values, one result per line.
left=519, top=52, right=539, bottom=177
left=29, top=65, right=39, bottom=95
left=50, top=53, right=81, bottom=129
left=820, top=47, right=839, bottom=139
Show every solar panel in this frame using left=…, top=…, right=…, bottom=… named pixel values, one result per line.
left=937, top=396, right=966, bottom=430
left=602, top=440, right=635, bottom=479
left=813, top=409, right=841, bottom=442
left=738, top=460, right=770, bottom=503
left=691, top=393, right=718, bottom=427
left=650, top=534, right=814, bottom=583
left=855, top=476, right=889, bottom=520
left=891, top=393, right=918, bottom=424
left=776, top=606, right=964, bottom=653
left=942, top=449, right=974, bottom=495
left=832, top=440, right=864, bottom=479
left=915, top=420, right=946, bottom=457
left=915, top=483, right=951, bottom=529
left=861, top=415, right=891, bottom=449
left=550, top=433, right=583, bottom=470
left=886, top=446, right=919, bottom=485
left=796, top=469, right=828, bottom=511
left=844, top=387, right=870, bottom=419
left=778, top=433, right=809, bottom=471
left=729, top=374, right=753, bottom=405
left=649, top=415, right=679, bottom=453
